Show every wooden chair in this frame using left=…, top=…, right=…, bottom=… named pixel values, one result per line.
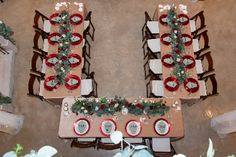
left=199, top=74, right=219, bottom=100
left=193, top=30, right=210, bottom=58
left=190, top=11, right=206, bottom=37
left=31, top=50, right=46, bottom=77
left=151, top=138, right=177, bottom=157
left=97, top=138, right=122, bottom=150
left=27, top=73, right=44, bottom=100
left=0, top=46, right=9, bottom=55
left=33, top=30, right=49, bottom=53
left=84, top=11, right=95, bottom=41
left=142, top=37, right=161, bottom=59
left=83, top=31, right=91, bottom=58
left=33, top=10, right=50, bottom=33
left=146, top=79, right=164, bottom=98
left=71, top=138, right=98, bottom=149
left=142, top=12, right=159, bottom=41
left=197, top=51, right=215, bottom=79
left=144, top=57, right=162, bottom=80
left=0, top=0, right=3, bottom=3
left=82, top=50, right=91, bottom=78
left=81, top=72, right=98, bottom=98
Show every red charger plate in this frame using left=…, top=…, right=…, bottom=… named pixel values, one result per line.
left=154, top=118, right=171, bottom=136
left=48, top=32, right=62, bottom=45
left=184, top=78, right=199, bottom=93
left=181, top=34, right=192, bottom=46
left=178, top=14, right=189, bottom=25
left=73, top=118, right=90, bottom=136
left=49, top=13, right=61, bottom=25
left=70, top=13, right=83, bottom=25
left=65, top=74, right=81, bottom=90
left=161, top=54, right=175, bottom=68
left=70, top=33, right=83, bottom=46
left=159, top=14, right=168, bottom=25
left=45, top=53, right=58, bottom=67
left=125, top=120, right=142, bottom=137
left=161, top=33, right=171, bottom=46
left=69, top=54, right=82, bottom=68
left=164, top=77, right=179, bottom=92
left=44, top=76, right=60, bottom=91
left=100, top=119, right=117, bottom=137
left=182, top=55, right=195, bottom=69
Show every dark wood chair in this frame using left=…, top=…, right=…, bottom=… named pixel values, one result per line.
left=27, top=73, right=44, bottom=100
left=71, top=138, right=98, bottom=149
left=33, top=10, right=50, bottom=33
left=33, top=30, right=49, bottom=53
left=197, top=51, right=215, bottom=79
left=142, top=12, right=159, bottom=41
left=146, top=80, right=163, bottom=98
left=190, top=11, right=206, bottom=37
left=84, top=11, right=95, bottom=41
left=83, top=31, right=91, bottom=58
left=0, top=0, right=3, bottom=3
left=144, top=57, right=162, bottom=80
left=31, top=50, right=46, bottom=77
left=0, top=46, right=9, bottom=54
left=142, top=36, right=161, bottom=59
left=193, top=30, right=210, bottom=58
left=96, top=138, right=122, bottom=150
left=81, top=72, right=98, bottom=98
left=82, top=50, right=91, bottom=78
left=200, top=74, right=219, bottom=100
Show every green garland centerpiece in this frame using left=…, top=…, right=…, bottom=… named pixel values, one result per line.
left=71, top=96, right=170, bottom=117
left=0, top=92, right=11, bottom=104
left=167, top=7, right=187, bottom=84
left=55, top=10, right=72, bottom=85
left=0, top=20, right=15, bottom=44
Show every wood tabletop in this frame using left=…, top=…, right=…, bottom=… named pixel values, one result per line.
left=43, top=3, right=87, bottom=99
left=58, top=97, right=184, bottom=138
left=156, top=3, right=201, bottom=99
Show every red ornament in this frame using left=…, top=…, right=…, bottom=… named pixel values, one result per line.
left=136, top=104, right=142, bottom=109
left=175, top=49, right=180, bottom=54
left=100, top=104, right=105, bottom=110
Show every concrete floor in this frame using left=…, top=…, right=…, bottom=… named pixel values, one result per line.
left=0, top=0, right=236, bottom=156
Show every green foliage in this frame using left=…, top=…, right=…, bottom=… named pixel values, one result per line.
left=0, top=92, right=11, bottom=104
left=55, top=10, right=71, bottom=85
left=13, top=144, right=23, bottom=157
left=0, top=21, right=15, bottom=44
left=71, top=96, right=170, bottom=117
left=167, top=8, right=187, bottom=84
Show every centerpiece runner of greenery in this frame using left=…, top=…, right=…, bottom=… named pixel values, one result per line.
left=0, top=20, right=15, bottom=44
left=0, top=92, right=11, bottom=104
left=55, top=10, right=72, bottom=85
left=71, top=96, right=170, bottom=117
left=167, top=7, right=187, bottom=84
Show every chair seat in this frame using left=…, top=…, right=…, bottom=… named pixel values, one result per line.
left=152, top=138, right=170, bottom=152
left=190, top=20, right=196, bottom=33
left=147, top=21, right=159, bottom=34
left=101, top=138, right=112, bottom=143
left=43, top=20, right=51, bottom=33
left=43, top=39, right=49, bottom=52
left=149, top=59, right=162, bottom=74
left=0, top=50, right=15, bottom=97
left=77, top=138, right=96, bottom=142
left=124, top=138, right=142, bottom=144
left=199, top=80, right=207, bottom=96
left=192, top=39, right=200, bottom=52
left=41, top=59, right=46, bottom=74
left=147, top=38, right=160, bottom=53
left=81, top=79, right=93, bottom=96
left=84, top=20, right=90, bottom=30
left=195, top=60, right=203, bottom=74
left=39, top=80, right=44, bottom=96
left=151, top=80, right=164, bottom=97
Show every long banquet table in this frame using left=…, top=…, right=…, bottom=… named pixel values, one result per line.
left=58, top=97, right=184, bottom=138
left=42, top=2, right=87, bottom=99
left=154, top=3, right=201, bottom=99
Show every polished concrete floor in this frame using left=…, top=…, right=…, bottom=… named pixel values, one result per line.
left=0, top=0, right=236, bottom=156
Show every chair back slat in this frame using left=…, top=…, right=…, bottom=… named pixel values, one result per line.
left=145, top=11, right=152, bottom=22
left=202, top=74, right=218, bottom=97
left=34, top=10, right=49, bottom=28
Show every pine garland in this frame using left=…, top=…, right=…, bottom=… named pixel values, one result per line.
left=0, top=92, right=11, bottom=104
left=0, top=21, right=15, bottom=44
left=167, top=7, right=187, bottom=84
left=71, top=96, right=170, bottom=117
left=55, top=10, right=72, bottom=85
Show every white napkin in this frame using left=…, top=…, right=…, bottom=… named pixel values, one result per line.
left=164, top=36, right=172, bottom=42
left=46, top=80, right=58, bottom=87
left=167, top=81, right=177, bottom=88
left=71, top=35, right=80, bottom=42
left=48, top=57, right=58, bottom=64
left=67, top=78, right=79, bottom=86
left=51, top=35, right=60, bottom=42
left=71, top=16, right=81, bottom=22
left=69, top=57, right=80, bottom=64
left=164, top=58, right=174, bottom=64
left=182, top=37, right=190, bottom=43
left=179, top=17, right=187, bottom=23
left=183, top=58, right=193, bottom=65
left=186, top=82, right=197, bottom=89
